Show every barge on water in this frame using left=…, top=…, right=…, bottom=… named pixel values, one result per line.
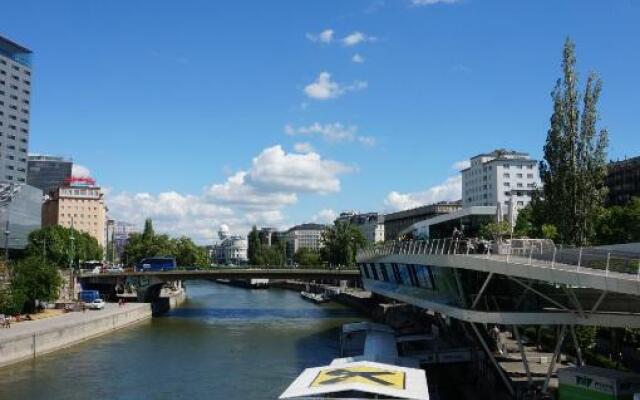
left=300, top=291, right=329, bottom=303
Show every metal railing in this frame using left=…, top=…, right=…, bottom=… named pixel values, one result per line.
left=357, top=238, right=640, bottom=279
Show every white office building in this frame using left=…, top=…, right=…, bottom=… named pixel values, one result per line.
left=286, top=223, right=325, bottom=255
left=335, top=211, right=385, bottom=243
left=214, top=225, right=248, bottom=265
left=461, top=149, right=541, bottom=220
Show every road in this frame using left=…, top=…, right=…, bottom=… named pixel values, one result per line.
left=0, top=303, right=149, bottom=341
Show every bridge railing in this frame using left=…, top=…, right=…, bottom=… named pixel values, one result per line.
left=357, top=238, right=640, bottom=278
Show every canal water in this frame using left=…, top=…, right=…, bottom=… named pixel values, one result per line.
left=0, top=281, right=365, bottom=400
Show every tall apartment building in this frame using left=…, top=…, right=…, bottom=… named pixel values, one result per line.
left=606, top=156, right=640, bottom=206
left=27, top=155, right=73, bottom=195
left=285, top=223, right=325, bottom=259
left=42, top=177, right=107, bottom=248
left=335, top=211, right=385, bottom=243
left=0, top=36, right=32, bottom=184
left=0, top=35, right=42, bottom=252
left=461, top=149, right=541, bottom=212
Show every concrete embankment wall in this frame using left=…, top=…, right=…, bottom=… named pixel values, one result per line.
left=0, top=304, right=151, bottom=368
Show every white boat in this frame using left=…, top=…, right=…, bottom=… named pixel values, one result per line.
left=300, top=291, right=329, bottom=303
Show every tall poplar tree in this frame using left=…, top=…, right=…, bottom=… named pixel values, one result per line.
left=247, top=226, right=262, bottom=265
left=539, top=38, right=609, bottom=245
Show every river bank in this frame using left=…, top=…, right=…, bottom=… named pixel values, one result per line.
left=0, top=302, right=151, bottom=368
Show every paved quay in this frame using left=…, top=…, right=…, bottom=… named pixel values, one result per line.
left=0, top=303, right=151, bottom=368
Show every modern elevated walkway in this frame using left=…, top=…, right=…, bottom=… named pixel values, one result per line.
left=357, top=239, right=640, bottom=328
left=358, top=239, right=640, bottom=297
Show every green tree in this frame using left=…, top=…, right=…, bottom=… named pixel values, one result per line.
left=574, top=326, right=598, bottom=352
left=0, top=288, right=24, bottom=315
left=142, top=218, right=155, bottom=241
left=247, top=226, right=262, bottom=265
left=122, top=231, right=176, bottom=266
left=514, top=205, right=534, bottom=237
left=10, top=256, right=61, bottom=313
left=121, top=219, right=210, bottom=267
left=595, top=197, right=640, bottom=244
left=539, top=38, right=609, bottom=246
left=479, top=221, right=512, bottom=240
left=541, top=224, right=559, bottom=240
left=174, top=236, right=209, bottom=267
left=26, top=225, right=102, bottom=268
left=294, top=248, right=322, bottom=267
left=322, top=221, right=367, bottom=267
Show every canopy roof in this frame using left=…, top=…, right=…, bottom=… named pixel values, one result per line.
left=279, top=360, right=429, bottom=400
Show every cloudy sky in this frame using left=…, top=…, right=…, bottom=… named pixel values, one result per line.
left=3, top=0, right=639, bottom=243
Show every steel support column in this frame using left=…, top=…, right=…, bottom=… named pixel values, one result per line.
left=543, top=325, right=567, bottom=393
left=470, top=322, right=514, bottom=397
left=508, top=276, right=569, bottom=311
left=513, top=325, right=532, bottom=386
left=471, top=272, right=494, bottom=309
left=569, top=325, right=584, bottom=367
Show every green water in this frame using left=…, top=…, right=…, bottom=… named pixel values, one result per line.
left=0, top=281, right=365, bottom=399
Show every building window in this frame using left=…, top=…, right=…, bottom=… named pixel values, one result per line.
left=503, top=164, right=510, bottom=169
left=527, top=173, right=533, bottom=178
left=503, top=173, right=510, bottom=178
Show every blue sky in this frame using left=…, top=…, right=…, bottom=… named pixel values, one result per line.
left=2, top=0, right=639, bottom=243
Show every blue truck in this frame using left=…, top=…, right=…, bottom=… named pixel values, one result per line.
left=78, top=290, right=100, bottom=303
left=137, top=257, right=177, bottom=272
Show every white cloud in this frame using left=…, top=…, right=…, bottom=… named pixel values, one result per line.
left=206, top=171, right=298, bottom=210
left=357, top=136, right=377, bottom=147
left=312, top=209, right=338, bottom=224
left=285, top=122, right=376, bottom=147
left=303, top=72, right=367, bottom=100
left=452, top=159, right=470, bottom=170
left=72, top=164, right=91, bottom=178
left=108, top=145, right=353, bottom=244
left=342, top=32, right=377, bottom=47
left=286, top=122, right=356, bottom=142
left=306, top=29, right=334, bottom=44
left=247, top=145, right=353, bottom=194
left=352, top=53, right=365, bottom=63
left=384, top=175, right=461, bottom=212
left=108, top=191, right=235, bottom=243
left=411, top=0, right=459, bottom=5
left=294, top=142, right=315, bottom=153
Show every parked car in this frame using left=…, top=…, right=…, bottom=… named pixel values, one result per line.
left=85, top=299, right=105, bottom=310
left=104, top=267, right=124, bottom=273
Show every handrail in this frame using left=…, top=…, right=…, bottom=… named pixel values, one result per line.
left=356, top=238, right=640, bottom=279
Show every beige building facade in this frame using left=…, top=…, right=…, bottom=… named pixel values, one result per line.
left=42, top=181, right=107, bottom=248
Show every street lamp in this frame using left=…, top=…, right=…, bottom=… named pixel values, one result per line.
left=69, top=217, right=75, bottom=270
